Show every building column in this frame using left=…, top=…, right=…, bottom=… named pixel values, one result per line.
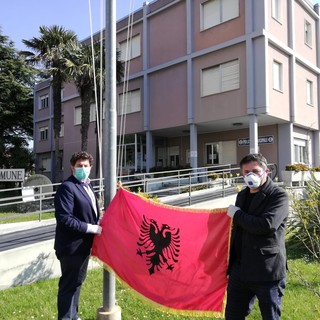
left=313, top=131, right=320, bottom=167
left=249, top=114, right=258, bottom=153
left=278, top=123, right=293, bottom=177
left=316, top=4, right=320, bottom=168
left=49, top=85, right=55, bottom=182
left=142, top=2, right=152, bottom=174
left=146, top=131, right=153, bottom=172
left=189, top=124, right=198, bottom=168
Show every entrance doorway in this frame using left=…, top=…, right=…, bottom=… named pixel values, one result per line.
left=205, top=141, right=237, bottom=165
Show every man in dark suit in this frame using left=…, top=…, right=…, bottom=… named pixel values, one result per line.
left=54, top=151, right=102, bottom=320
left=225, top=153, right=289, bottom=320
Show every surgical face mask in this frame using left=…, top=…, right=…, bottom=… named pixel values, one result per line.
left=74, top=167, right=91, bottom=181
left=243, top=172, right=264, bottom=189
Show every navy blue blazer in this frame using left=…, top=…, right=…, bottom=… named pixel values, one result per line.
left=54, top=175, right=100, bottom=256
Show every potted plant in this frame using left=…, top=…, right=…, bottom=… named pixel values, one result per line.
left=281, top=163, right=309, bottom=187
left=310, top=166, right=320, bottom=181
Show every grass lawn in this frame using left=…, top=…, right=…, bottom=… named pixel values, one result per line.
left=0, top=249, right=319, bottom=320
left=0, top=212, right=54, bottom=224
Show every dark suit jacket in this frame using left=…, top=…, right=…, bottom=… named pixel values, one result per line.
left=228, top=177, right=289, bottom=282
left=54, top=175, right=100, bottom=256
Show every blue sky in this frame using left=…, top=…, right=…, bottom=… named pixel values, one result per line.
left=0, top=0, right=145, bottom=50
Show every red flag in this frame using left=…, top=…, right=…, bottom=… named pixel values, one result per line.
left=92, top=188, right=231, bottom=318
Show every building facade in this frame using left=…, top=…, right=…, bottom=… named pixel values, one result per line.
left=33, top=0, right=320, bottom=182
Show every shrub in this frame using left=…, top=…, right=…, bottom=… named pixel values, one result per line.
left=285, top=163, right=309, bottom=172
left=286, top=175, right=320, bottom=298
left=208, top=172, right=219, bottom=180
left=287, top=176, right=320, bottom=261
left=137, top=188, right=159, bottom=202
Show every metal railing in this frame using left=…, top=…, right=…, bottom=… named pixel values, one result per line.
left=0, top=163, right=278, bottom=223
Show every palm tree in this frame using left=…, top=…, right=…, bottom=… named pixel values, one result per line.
left=22, top=25, right=78, bottom=182
left=65, top=40, right=124, bottom=151
left=65, top=41, right=103, bottom=151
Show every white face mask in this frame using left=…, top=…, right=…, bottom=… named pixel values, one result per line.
left=243, top=172, right=264, bottom=189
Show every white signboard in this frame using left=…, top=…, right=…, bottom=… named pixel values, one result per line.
left=0, top=169, right=25, bottom=181
left=22, top=187, right=35, bottom=202
left=238, top=135, right=274, bottom=146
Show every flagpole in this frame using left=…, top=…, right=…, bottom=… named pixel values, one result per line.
left=97, top=0, right=121, bottom=319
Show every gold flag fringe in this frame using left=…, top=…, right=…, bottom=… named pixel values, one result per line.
left=91, top=256, right=226, bottom=318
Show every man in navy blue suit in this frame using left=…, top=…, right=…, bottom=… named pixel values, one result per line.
left=54, top=151, right=102, bottom=320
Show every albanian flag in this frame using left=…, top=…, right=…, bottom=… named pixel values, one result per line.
left=91, top=188, right=231, bottom=318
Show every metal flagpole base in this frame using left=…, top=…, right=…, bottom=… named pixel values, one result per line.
left=96, top=306, right=121, bottom=320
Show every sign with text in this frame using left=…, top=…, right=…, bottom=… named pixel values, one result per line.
left=238, top=135, right=274, bottom=147
left=0, top=169, right=25, bottom=182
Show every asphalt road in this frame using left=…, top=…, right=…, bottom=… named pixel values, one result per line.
left=0, top=224, right=55, bottom=252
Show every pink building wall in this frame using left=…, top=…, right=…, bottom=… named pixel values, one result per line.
left=193, top=0, right=245, bottom=51
left=295, top=63, right=319, bottom=129
left=33, top=0, right=320, bottom=180
left=268, top=0, right=289, bottom=45
left=149, top=63, right=188, bottom=130
left=149, top=1, right=187, bottom=67
left=294, top=1, right=317, bottom=64
left=117, top=77, right=145, bottom=135
left=193, top=43, right=247, bottom=122
left=117, top=21, right=144, bottom=74
left=267, top=46, right=291, bottom=121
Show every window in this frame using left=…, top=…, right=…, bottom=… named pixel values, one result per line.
left=59, top=153, right=63, bottom=171
left=119, top=34, right=141, bottom=61
left=304, top=20, right=312, bottom=47
left=39, top=127, right=48, bottom=141
left=157, top=147, right=166, bottom=167
left=60, top=123, right=64, bottom=137
left=123, top=144, right=135, bottom=168
left=74, top=106, right=81, bottom=125
left=201, top=0, right=239, bottom=30
left=273, top=60, right=283, bottom=91
left=294, top=139, right=307, bottom=163
left=39, top=94, right=49, bottom=109
left=74, top=105, right=97, bottom=125
left=117, top=134, right=145, bottom=169
left=118, top=90, right=141, bottom=115
left=40, top=158, right=51, bottom=172
left=272, top=0, right=281, bottom=21
left=186, top=150, right=190, bottom=164
left=168, top=146, right=180, bottom=167
left=306, top=80, right=313, bottom=105
left=206, top=143, right=220, bottom=165
left=202, top=60, right=240, bottom=96
left=90, top=104, right=96, bottom=122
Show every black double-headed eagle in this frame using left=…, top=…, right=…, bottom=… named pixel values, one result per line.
left=137, top=215, right=180, bottom=275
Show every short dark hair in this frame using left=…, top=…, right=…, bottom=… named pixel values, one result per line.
left=240, top=153, right=268, bottom=170
left=70, top=151, right=94, bottom=166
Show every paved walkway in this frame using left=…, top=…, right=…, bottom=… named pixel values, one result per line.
left=0, top=218, right=56, bottom=236
left=189, top=194, right=237, bottom=209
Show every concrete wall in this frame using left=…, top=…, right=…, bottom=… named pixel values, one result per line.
left=0, top=240, right=100, bottom=291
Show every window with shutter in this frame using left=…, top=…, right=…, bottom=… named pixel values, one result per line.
left=201, top=0, right=239, bottom=31
left=201, top=60, right=239, bottom=96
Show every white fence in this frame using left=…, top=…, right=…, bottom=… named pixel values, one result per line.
left=0, top=163, right=278, bottom=222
